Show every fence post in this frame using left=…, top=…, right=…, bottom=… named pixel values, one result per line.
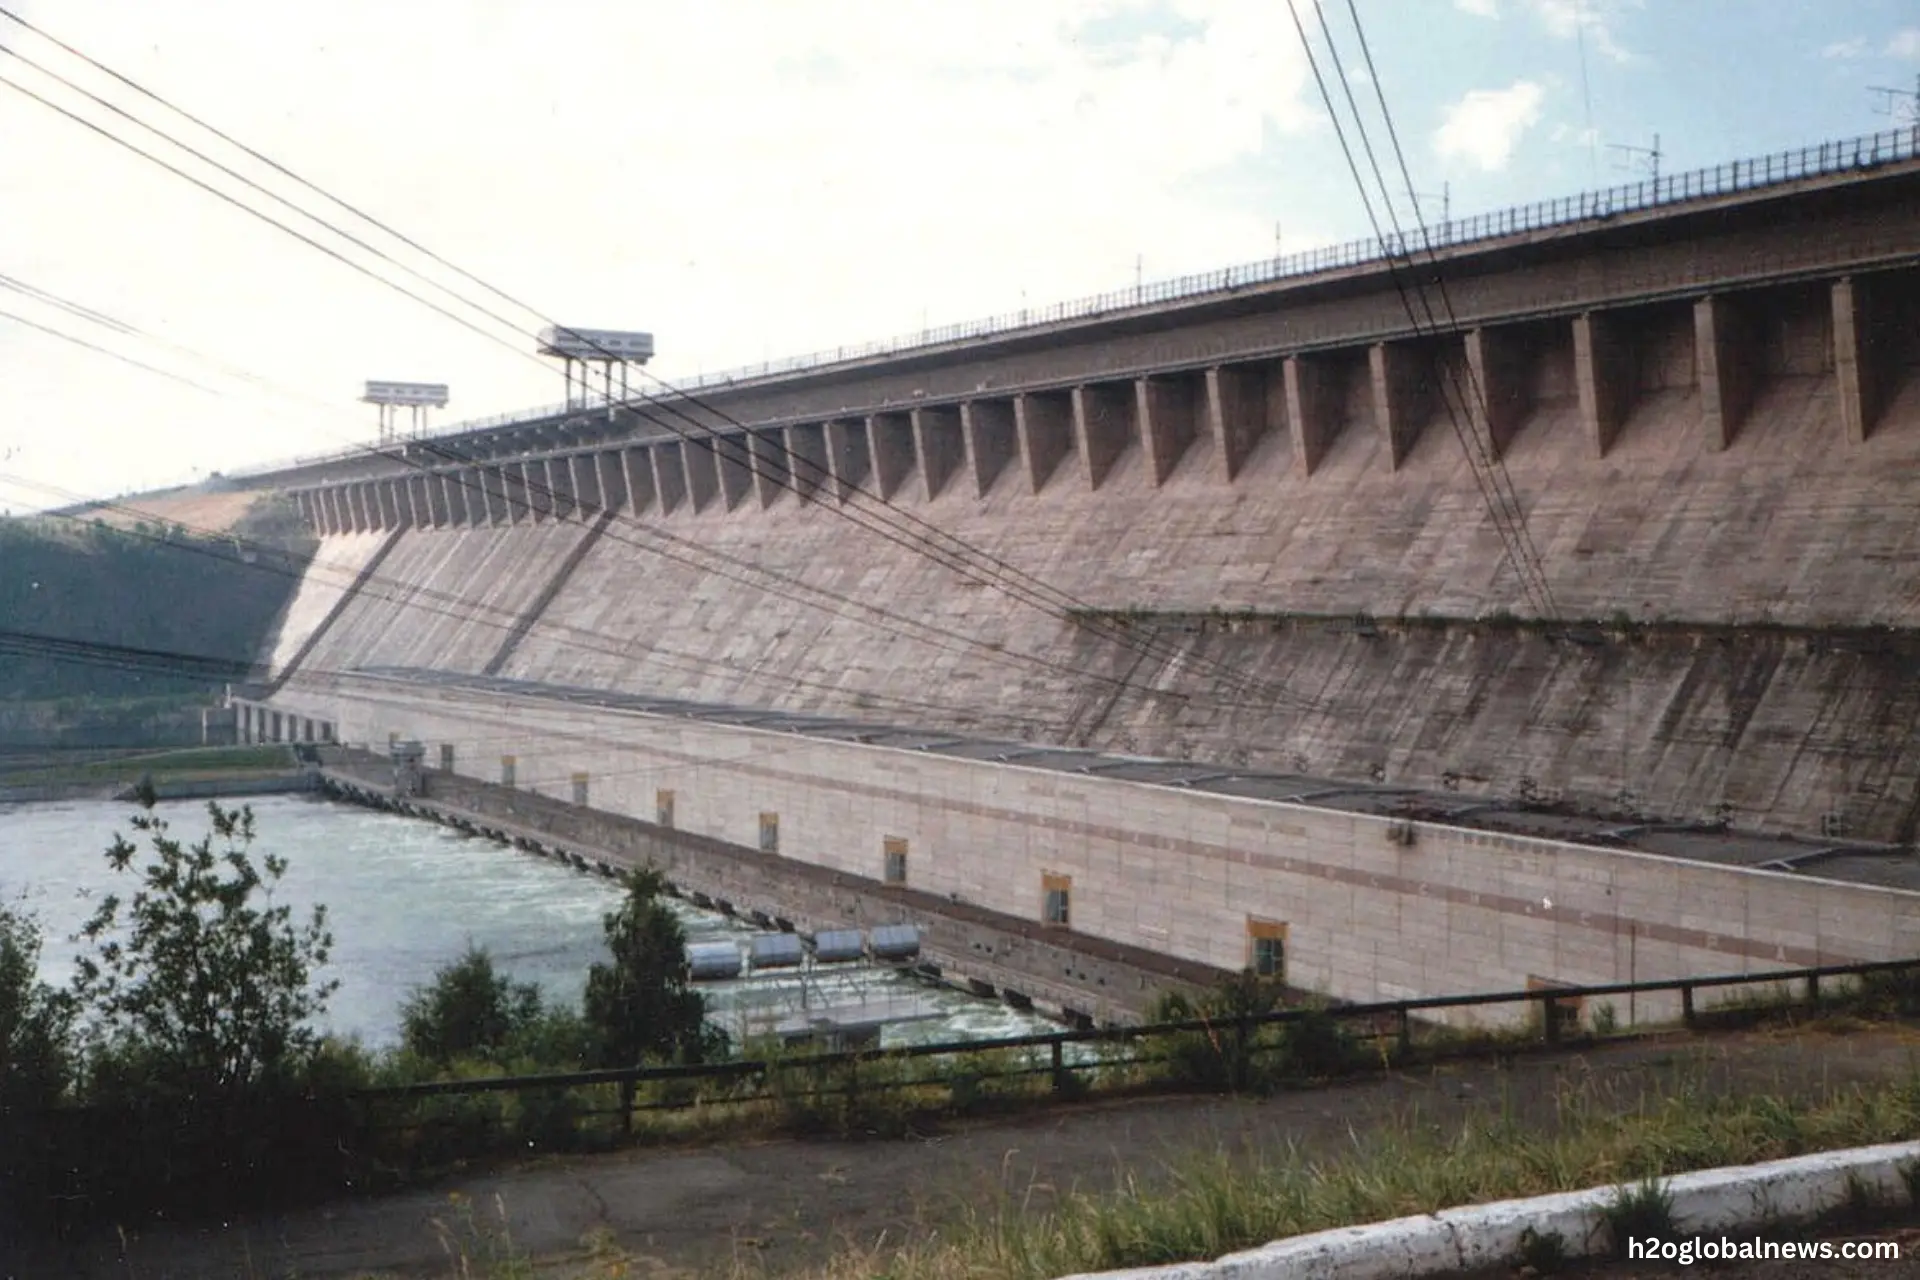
left=1806, top=973, right=1820, bottom=1005
left=1681, top=984, right=1696, bottom=1029
left=1397, top=1007, right=1413, bottom=1058
left=1051, top=1039, right=1067, bottom=1094
left=1542, top=995, right=1561, bottom=1044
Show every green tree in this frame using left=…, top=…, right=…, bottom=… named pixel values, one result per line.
left=0, top=898, right=72, bottom=1111
left=71, top=789, right=337, bottom=1102
left=583, top=869, right=712, bottom=1128
left=399, top=943, right=543, bottom=1066
left=1, top=897, right=75, bottom=1202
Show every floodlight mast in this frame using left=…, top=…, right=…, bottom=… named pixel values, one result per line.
left=361, top=381, right=450, bottom=444
left=536, top=326, right=655, bottom=419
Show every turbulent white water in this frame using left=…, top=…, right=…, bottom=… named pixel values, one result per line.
left=0, top=793, right=1058, bottom=1049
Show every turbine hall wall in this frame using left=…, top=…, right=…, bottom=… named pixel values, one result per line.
left=291, top=676, right=1920, bottom=1028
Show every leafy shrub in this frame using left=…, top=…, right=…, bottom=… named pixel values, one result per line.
left=399, top=944, right=546, bottom=1067
left=1151, top=973, right=1292, bottom=1093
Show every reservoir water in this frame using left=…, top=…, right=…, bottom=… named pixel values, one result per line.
left=0, top=793, right=1059, bottom=1050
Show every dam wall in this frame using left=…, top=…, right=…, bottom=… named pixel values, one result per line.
left=239, top=150, right=1920, bottom=1013
left=265, top=266, right=1920, bottom=839
left=269, top=674, right=1920, bottom=1029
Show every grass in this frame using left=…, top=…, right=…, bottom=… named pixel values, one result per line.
left=0, top=743, right=298, bottom=786
left=1600, top=1176, right=1678, bottom=1257
left=87, top=1028, right=1920, bottom=1279
left=340, top=971, right=1920, bottom=1193
left=718, top=1067, right=1920, bottom=1280
left=360, top=1040, right=1087, bottom=1179
left=370, top=1064, right=1920, bottom=1280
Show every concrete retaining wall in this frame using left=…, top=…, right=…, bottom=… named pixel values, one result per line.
left=1058, top=1140, right=1920, bottom=1279
left=111, top=772, right=318, bottom=802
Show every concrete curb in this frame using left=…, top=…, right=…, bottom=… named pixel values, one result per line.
left=1055, top=1141, right=1920, bottom=1279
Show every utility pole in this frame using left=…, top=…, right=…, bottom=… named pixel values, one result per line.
left=1406, top=182, right=1450, bottom=225
left=1609, top=132, right=1662, bottom=184
left=1868, top=74, right=1920, bottom=148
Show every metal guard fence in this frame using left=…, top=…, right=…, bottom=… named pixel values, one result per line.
left=352, top=955, right=1920, bottom=1118
left=242, top=128, right=1919, bottom=479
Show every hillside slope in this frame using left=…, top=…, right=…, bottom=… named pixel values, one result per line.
left=0, top=498, right=310, bottom=745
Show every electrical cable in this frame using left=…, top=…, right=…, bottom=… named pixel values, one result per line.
left=1, top=474, right=1093, bottom=742
left=1572, top=0, right=1600, bottom=185
left=1285, top=0, right=1556, bottom=618
left=0, top=269, right=1217, bottom=721
left=0, top=305, right=216, bottom=393
left=0, top=246, right=1308, bottom=716
left=1336, top=0, right=1560, bottom=617
left=0, top=16, right=1311, bottom=711
left=0, top=628, right=1054, bottom=798
left=1309, top=0, right=1552, bottom=616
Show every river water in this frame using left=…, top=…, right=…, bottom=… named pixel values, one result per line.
left=0, top=793, right=1059, bottom=1050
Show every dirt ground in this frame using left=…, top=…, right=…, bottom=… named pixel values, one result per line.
left=15, top=1025, right=1920, bottom=1280
left=69, top=489, right=266, bottom=535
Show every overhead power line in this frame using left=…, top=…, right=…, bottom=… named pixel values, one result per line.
left=1336, top=0, right=1559, bottom=618
left=0, top=304, right=216, bottom=392
left=1, top=471, right=1113, bottom=742
left=0, top=268, right=1227, bottom=724
left=0, top=8, right=1313, bottom=713
left=1284, top=0, right=1558, bottom=620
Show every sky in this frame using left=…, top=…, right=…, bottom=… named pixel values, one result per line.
left=0, top=0, right=1916, bottom=511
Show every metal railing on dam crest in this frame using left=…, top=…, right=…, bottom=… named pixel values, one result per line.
left=239, top=126, right=1920, bottom=479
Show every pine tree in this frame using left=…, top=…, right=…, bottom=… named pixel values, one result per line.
left=582, top=868, right=711, bottom=1130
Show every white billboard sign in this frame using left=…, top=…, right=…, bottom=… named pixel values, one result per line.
left=362, top=381, right=449, bottom=407
left=537, top=326, right=655, bottom=361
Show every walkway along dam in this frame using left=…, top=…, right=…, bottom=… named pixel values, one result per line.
left=236, top=136, right=1920, bottom=1025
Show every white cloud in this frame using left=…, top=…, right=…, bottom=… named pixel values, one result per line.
left=1434, top=81, right=1546, bottom=172
left=0, top=0, right=1322, bottom=503
left=1822, top=37, right=1869, bottom=60
left=1455, top=0, right=1499, bottom=17
left=1526, top=0, right=1635, bottom=64
left=1889, top=28, right=1920, bottom=59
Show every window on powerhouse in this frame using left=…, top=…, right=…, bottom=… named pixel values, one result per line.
left=1246, top=918, right=1287, bottom=980
left=1043, top=873, right=1071, bottom=927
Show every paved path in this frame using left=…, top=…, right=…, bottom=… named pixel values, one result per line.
left=13, top=1027, right=1919, bottom=1280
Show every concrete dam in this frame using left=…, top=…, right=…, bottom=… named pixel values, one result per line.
left=237, top=140, right=1920, bottom=1025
